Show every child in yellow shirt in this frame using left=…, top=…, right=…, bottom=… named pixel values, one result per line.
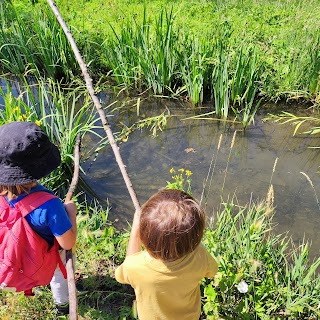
left=115, top=188, right=218, bottom=320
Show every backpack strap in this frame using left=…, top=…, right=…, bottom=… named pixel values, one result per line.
left=14, top=191, right=57, bottom=217
left=12, top=192, right=68, bottom=279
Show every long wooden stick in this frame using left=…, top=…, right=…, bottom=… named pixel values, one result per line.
left=47, top=0, right=140, bottom=212
left=64, top=134, right=81, bottom=320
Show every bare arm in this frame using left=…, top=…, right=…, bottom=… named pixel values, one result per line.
left=55, top=200, right=77, bottom=250
left=126, top=210, right=141, bottom=256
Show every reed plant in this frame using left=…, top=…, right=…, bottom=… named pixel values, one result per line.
left=0, top=3, right=35, bottom=75
left=31, top=8, right=79, bottom=80
left=230, top=46, right=260, bottom=99
left=266, top=111, right=320, bottom=137
left=0, top=76, right=102, bottom=196
left=103, top=8, right=178, bottom=95
left=211, top=41, right=230, bottom=119
left=179, top=37, right=213, bottom=106
left=300, top=32, right=320, bottom=96
left=0, top=3, right=78, bottom=81
left=103, top=17, right=144, bottom=89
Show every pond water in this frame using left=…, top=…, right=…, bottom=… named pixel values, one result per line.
left=82, top=98, right=320, bottom=259
left=1, top=77, right=320, bottom=260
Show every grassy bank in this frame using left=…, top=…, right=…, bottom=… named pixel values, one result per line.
left=1, top=195, right=320, bottom=319
left=1, top=0, right=319, bottom=112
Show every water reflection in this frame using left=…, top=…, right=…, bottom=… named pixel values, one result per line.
left=83, top=101, right=320, bottom=259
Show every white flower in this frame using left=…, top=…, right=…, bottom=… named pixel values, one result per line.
left=236, top=280, right=248, bottom=294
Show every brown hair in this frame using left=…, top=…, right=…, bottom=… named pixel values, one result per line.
left=139, top=188, right=206, bottom=261
left=0, top=182, right=36, bottom=200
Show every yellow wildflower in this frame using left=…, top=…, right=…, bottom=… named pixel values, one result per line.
left=169, top=168, right=175, bottom=174
left=178, top=168, right=185, bottom=173
left=186, top=170, right=193, bottom=176
left=35, top=120, right=42, bottom=126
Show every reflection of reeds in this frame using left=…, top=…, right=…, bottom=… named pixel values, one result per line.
left=221, top=130, right=237, bottom=197
left=300, top=171, right=320, bottom=211
left=200, top=134, right=223, bottom=207
left=269, top=157, right=278, bottom=185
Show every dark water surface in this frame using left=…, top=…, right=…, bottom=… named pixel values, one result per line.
left=82, top=99, right=320, bottom=258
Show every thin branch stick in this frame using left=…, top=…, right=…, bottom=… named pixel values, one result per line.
left=65, top=133, right=81, bottom=320
left=47, top=0, right=141, bottom=212
left=65, top=134, right=81, bottom=202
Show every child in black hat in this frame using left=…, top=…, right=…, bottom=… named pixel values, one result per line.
left=0, top=121, right=77, bottom=316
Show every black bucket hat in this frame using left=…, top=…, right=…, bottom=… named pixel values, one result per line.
left=0, top=121, right=61, bottom=186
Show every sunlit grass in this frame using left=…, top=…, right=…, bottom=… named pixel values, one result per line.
left=203, top=199, right=320, bottom=319
left=0, top=3, right=79, bottom=81
left=0, top=76, right=103, bottom=196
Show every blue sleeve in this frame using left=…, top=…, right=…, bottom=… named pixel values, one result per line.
left=41, top=198, right=73, bottom=236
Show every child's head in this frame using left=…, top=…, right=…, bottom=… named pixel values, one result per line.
left=0, top=121, right=61, bottom=197
left=139, top=188, right=205, bottom=261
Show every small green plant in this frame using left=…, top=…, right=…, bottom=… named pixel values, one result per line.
left=166, top=167, right=193, bottom=194
left=76, top=199, right=135, bottom=319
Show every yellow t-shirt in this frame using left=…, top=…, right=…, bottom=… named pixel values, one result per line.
left=115, top=243, right=218, bottom=320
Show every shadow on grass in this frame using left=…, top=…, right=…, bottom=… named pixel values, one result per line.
left=76, top=273, right=135, bottom=320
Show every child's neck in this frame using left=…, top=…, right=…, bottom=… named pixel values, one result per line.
left=7, top=182, right=37, bottom=201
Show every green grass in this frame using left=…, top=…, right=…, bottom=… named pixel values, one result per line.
left=0, top=2, right=80, bottom=81
left=203, top=199, right=320, bottom=319
left=5, top=0, right=320, bottom=106
left=2, top=193, right=320, bottom=319
left=0, top=76, right=103, bottom=196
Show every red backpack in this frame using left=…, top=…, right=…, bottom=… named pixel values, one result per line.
left=0, top=191, right=67, bottom=294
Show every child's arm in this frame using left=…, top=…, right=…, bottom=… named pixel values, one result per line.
left=126, top=210, right=141, bottom=256
left=55, top=200, right=77, bottom=250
